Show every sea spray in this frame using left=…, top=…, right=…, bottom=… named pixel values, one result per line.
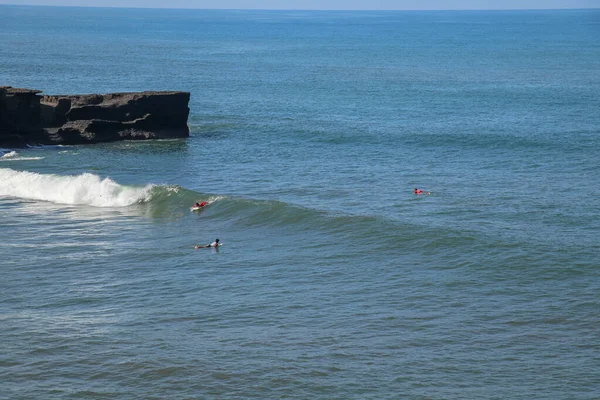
left=0, top=151, right=44, bottom=161
left=0, top=168, right=152, bottom=207
left=1, top=151, right=19, bottom=158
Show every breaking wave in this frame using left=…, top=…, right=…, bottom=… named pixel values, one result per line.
left=0, top=168, right=153, bottom=207
left=1, top=151, right=44, bottom=161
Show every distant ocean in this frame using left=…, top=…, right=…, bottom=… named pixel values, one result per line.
left=1, top=5, right=599, bottom=399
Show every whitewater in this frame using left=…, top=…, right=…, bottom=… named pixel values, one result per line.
left=0, top=168, right=153, bottom=207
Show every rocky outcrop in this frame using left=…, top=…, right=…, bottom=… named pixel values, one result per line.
left=0, top=87, right=190, bottom=147
left=0, top=87, right=43, bottom=147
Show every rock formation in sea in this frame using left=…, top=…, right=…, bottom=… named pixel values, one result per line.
left=0, top=86, right=190, bottom=147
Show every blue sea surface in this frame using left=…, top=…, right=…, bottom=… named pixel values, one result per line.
left=1, top=6, right=599, bottom=399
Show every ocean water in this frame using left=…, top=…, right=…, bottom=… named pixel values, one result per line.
left=1, top=6, right=599, bottom=399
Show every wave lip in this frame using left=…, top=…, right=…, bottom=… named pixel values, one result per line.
left=0, top=168, right=152, bottom=207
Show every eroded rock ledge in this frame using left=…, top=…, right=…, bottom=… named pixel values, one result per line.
left=0, top=86, right=190, bottom=147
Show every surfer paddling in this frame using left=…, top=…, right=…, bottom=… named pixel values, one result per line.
left=414, top=188, right=431, bottom=195
left=195, top=238, right=220, bottom=249
left=193, top=201, right=208, bottom=208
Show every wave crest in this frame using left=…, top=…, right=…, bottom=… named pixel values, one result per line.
left=0, top=168, right=153, bottom=207
left=1, top=151, right=44, bottom=161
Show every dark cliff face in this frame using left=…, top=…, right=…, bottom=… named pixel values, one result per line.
left=0, top=87, right=190, bottom=147
left=0, top=86, right=43, bottom=147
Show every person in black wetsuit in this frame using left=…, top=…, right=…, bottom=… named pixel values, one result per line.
left=195, top=238, right=219, bottom=249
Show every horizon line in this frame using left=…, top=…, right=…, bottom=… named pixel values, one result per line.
left=1, top=3, right=599, bottom=11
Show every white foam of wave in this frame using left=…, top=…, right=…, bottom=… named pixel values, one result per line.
left=1, top=151, right=44, bottom=161
left=207, top=195, right=225, bottom=203
left=0, top=168, right=153, bottom=207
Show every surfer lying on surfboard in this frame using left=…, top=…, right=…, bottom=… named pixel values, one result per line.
left=414, top=188, right=431, bottom=195
left=195, top=238, right=220, bottom=249
left=192, top=201, right=208, bottom=210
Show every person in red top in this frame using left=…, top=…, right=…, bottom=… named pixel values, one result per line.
left=414, top=188, right=431, bottom=195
